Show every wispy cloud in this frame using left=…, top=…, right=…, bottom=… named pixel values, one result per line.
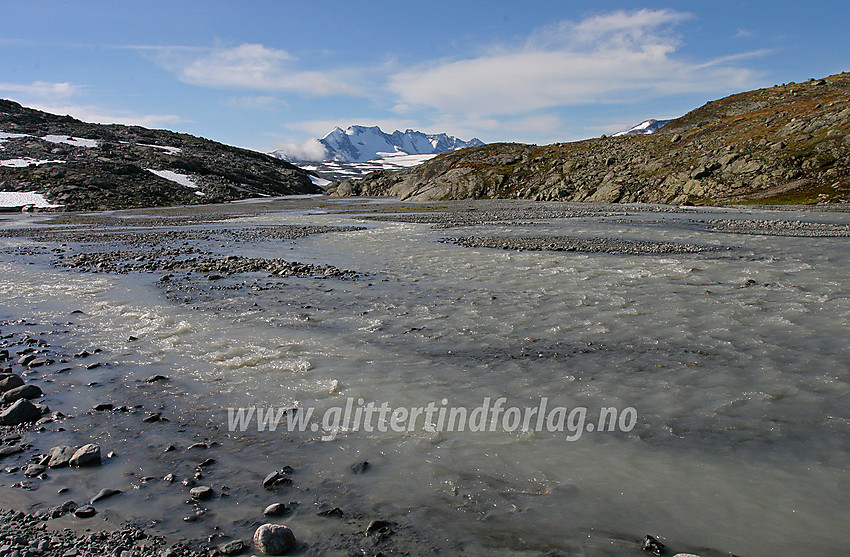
left=0, top=80, right=183, bottom=128
left=25, top=103, right=184, bottom=128
left=388, top=9, right=763, bottom=120
left=152, top=43, right=362, bottom=97
left=226, top=95, right=289, bottom=110
left=0, top=81, right=82, bottom=99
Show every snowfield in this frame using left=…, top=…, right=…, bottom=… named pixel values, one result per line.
left=146, top=168, right=199, bottom=189
left=0, top=191, right=63, bottom=208
left=41, top=135, right=99, bottom=148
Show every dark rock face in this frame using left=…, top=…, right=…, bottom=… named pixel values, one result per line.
left=0, top=99, right=322, bottom=211
left=329, top=72, right=850, bottom=205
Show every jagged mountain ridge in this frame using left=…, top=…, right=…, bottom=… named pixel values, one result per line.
left=328, top=73, right=850, bottom=205
left=272, top=125, right=484, bottom=163
left=0, top=100, right=321, bottom=211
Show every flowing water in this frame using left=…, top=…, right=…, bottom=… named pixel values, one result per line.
left=1, top=199, right=849, bottom=555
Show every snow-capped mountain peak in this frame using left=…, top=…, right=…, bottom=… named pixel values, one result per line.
left=613, top=119, right=671, bottom=136
left=273, top=125, right=484, bottom=163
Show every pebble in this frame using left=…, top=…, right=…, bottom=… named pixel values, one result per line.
left=217, top=540, right=245, bottom=555
left=262, top=470, right=293, bottom=490
left=73, top=506, right=97, bottom=519
left=189, top=486, right=214, bottom=500
left=350, top=461, right=370, bottom=474
left=262, top=503, right=289, bottom=517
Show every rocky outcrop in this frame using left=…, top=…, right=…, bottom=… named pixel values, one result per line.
left=329, top=73, right=850, bottom=205
left=0, top=100, right=321, bottom=210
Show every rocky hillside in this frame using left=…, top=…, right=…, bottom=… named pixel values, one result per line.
left=0, top=100, right=321, bottom=211
left=329, top=72, right=850, bottom=205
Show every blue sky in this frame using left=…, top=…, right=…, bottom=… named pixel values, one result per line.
left=2, top=1, right=848, bottom=158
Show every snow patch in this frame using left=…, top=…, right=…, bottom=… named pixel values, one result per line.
left=0, top=132, right=31, bottom=141
left=1, top=158, right=65, bottom=167
left=41, top=135, right=99, bottom=148
left=309, top=175, right=332, bottom=187
left=0, top=191, right=63, bottom=208
left=146, top=169, right=199, bottom=189
left=138, top=143, right=182, bottom=154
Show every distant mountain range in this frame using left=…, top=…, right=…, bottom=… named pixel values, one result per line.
left=271, top=125, right=484, bottom=163
left=613, top=119, right=671, bottom=136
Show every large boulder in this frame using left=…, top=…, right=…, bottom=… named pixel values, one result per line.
left=0, top=398, right=41, bottom=426
left=253, top=524, right=296, bottom=555
left=2, top=384, right=43, bottom=404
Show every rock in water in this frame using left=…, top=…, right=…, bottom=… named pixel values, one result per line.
left=2, top=384, right=43, bottom=404
left=263, top=503, right=289, bottom=517
left=642, top=534, right=668, bottom=555
left=69, top=444, right=101, bottom=467
left=0, top=398, right=41, bottom=425
left=0, top=374, right=24, bottom=393
left=190, top=486, right=214, bottom=500
left=48, top=446, right=77, bottom=468
left=263, top=470, right=293, bottom=489
left=73, top=505, right=97, bottom=518
left=350, top=461, right=370, bottom=474
left=253, top=524, right=296, bottom=555
left=217, top=540, right=245, bottom=555
left=24, top=463, right=47, bottom=477
left=90, top=488, right=123, bottom=503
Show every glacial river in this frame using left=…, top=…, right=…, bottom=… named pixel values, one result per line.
left=1, top=198, right=848, bottom=556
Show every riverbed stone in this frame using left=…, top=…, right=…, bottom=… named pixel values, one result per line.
left=90, top=488, right=123, bottom=503
left=48, top=446, right=77, bottom=468
left=73, top=505, right=97, bottom=518
left=0, top=399, right=41, bottom=426
left=263, top=503, right=289, bottom=517
left=263, top=470, right=292, bottom=489
left=0, top=374, right=24, bottom=393
left=253, top=524, right=296, bottom=555
left=2, top=384, right=43, bottom=404
left=69, top=444, right=101, bottom=467
left=189, top=486, right=214, bottom=500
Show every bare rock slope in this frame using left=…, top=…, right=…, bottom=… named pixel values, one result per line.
left=0, top=100, right=320, bottom=211
left=329, top=73, right=850, bottom=205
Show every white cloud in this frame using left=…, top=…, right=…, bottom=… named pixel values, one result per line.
left=0, top=81, right=81, bottom=99
left=388, top=9, right=762, bottom=118
left=24, top=103, right=183, bottom=128
left=271, top=138, right=328, bottom=161
left=156, top=43, right=361, bottom=97
left=0, top=79, right=184, bottom=128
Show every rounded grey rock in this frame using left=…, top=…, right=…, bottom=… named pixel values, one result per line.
left=253, top=524, right=296, bottom=555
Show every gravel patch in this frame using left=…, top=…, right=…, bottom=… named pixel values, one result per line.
left=447, top=235, right=719, bottom=255
left=697, top=218, right=850, bottom=237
